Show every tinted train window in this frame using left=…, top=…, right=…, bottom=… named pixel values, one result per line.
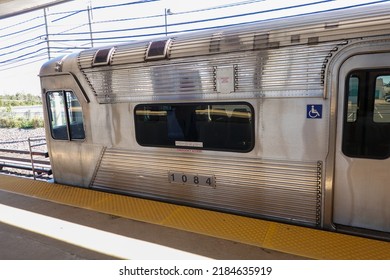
left=47, top=91, right=85, bottom=140
left=343, top=71, right=390, bottom=159
left=373, top=75, right=390, bottom=123
left=346, top=76, right=359, bottom=122
left=134, top=103, right=254, bottom=152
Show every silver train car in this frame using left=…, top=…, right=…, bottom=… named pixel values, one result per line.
left=40, top=3, right=390, bottom=240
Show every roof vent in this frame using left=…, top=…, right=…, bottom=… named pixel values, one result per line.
left=308, top=37, right=319, bottom=45
left=92, top=47, right=115, bottom=66
left=209, top=32, right=222, bottom=53
left=145, top=39, right=171, bottom=61
left=253, top=34, right=279, bottom=50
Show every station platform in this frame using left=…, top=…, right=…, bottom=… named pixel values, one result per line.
left=0, top=174, right=389, bottom=260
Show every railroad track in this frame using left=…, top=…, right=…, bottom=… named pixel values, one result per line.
left=0, top=136, right=52, bottom=180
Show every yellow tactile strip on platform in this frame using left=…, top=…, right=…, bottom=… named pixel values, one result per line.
left=1, top=174, right=389, bottom=259
left=263, top=222, right=389, bottom=260
left=0, top=175, right=178, bottom=224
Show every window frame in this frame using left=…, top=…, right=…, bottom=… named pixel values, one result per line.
left=46, top=90, right=86, bottom=141
left=342, top=69, right=390, bottom=159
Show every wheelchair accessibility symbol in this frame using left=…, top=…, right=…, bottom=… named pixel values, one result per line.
left=307, top=104, right=322, bottom=119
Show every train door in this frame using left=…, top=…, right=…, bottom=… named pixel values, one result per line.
left=333, top=53, right=390, bottom=234
left=41, top=73, right=102, bottom=188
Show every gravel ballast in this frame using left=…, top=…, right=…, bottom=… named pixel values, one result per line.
left=0, top=128, right=46, bottom=150
left=0, top=128, right=49, bottom=178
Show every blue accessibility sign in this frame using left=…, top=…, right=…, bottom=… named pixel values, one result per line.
left=307, top=104, right=322, bottom=119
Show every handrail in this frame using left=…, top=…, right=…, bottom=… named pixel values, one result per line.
left=0, top=155, right=49, bottom=165
left=0, top=148, right=48, bottom=157
left=28, top=136, right=49, bottom=180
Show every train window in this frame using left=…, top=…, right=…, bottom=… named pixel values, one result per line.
left=373, top=75, right=390, bottom=123
left=47, top=91, right=85, bottom=140
left=343, top=70, right=390, bottom=159
left=346, top=76, right=359, bottom=122
left=134, top=103, right=254, bottom=152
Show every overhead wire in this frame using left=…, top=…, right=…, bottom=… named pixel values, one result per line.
left=1, top=0, right=390, bottom=72
left=0, top=35, right=46, bottom=52
left=0, top=14, right=43, bottom=32
left=50, top=0, right=160, bottom=22
left=0, top=23, right=45, bottom=39
left=0, top=57, right=48, bottom=71
left=0, top=47, right=49, bottom=65
left=47, top=0, right=334, bottom=38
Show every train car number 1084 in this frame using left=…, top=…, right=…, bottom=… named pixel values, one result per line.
left=168, top=171, right=215, bottom=188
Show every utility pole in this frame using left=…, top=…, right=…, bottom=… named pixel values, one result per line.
left=164, top=8, right=172, bottom=36
left=43, top=8, right=51, bottom=60
left=87, top=5, right=94, bottom=48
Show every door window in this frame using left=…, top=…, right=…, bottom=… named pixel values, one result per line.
left=47, top=91, right=85, bottom=140
left=373, top=75, right=390, bottom=123
left=343, top=71, right=390, bottom=159
left=346, top=76, right=359, bottom=122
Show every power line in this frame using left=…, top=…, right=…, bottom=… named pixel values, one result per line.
left=0, top=14, right=43, bottom=32
left=0, top=23, right=45, bottom=39
left=50, top=0, right=160, bottom=22
left=163, top=0, right=268, bottom=16
left=0, top=47, right=49, bottom=64
left=46, top=0, right=332, bottom=38
left=0, top=35, right=45, bottom=52
left=0, top=56, right=47, bottom=72
left=88, top=0, right=267, bottom=26
left=0, top=52, right=47, bottom=71
left=2, top=0, right=390, bottom=69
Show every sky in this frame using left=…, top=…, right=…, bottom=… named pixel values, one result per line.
left=0, top=0, right=388, bottom=95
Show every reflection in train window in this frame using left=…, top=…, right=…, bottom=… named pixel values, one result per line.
left=343, top=70, right=390, bottom=159
left=134, top=103, right=254, bottom=152
left=347, top=76, right=359, bottom=122
left=47, top=91, right=85, bottom=140
left=374, top=75, right=390, bottom=123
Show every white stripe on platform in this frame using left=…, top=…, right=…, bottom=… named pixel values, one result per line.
left=0, top=203, right=210, bottom=260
